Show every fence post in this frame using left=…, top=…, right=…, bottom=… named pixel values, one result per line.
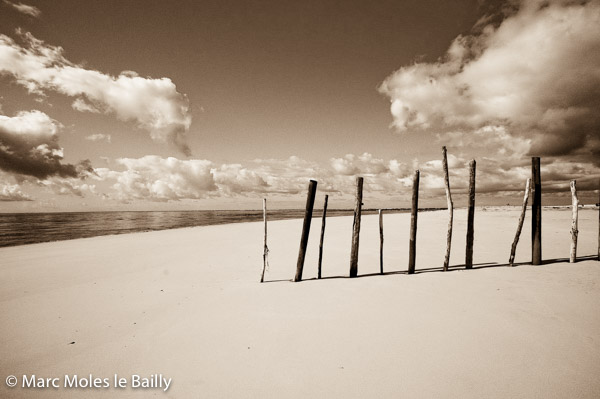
left=379, top=209, right=384, bottom=274
left=509, top=178, right=531, bottom=266
left=465, top=160, right=476, bottom=269
left=442, top=147, right=453, bottom=272
left=261, top=198, right=268, bottom=283
left=318, top=194, right=328, bottom=279
left=294, top=180, right=317, bottom=282
left=349, top=177, right=364, bottom=278
left=532, top=157, right=542, bottom=265
left=408, top=170, right=420, bottom=274
left=570, top=180, right=578, bottom=263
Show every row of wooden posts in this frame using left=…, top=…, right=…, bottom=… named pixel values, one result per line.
left=260, top=150, right=600, bottom=283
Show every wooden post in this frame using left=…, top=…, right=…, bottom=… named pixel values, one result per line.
left=379, top=209, right=384, bottom=274
left=465, top=160, right=476, bottom=269
left=598, top=178, right=599, bottom=261
left=349, top=177, right=364, bottom=278
left=509, top=178, right=531, bottom=266
left=408, top=170, right=419, bottom=274
left=570, top=180, right=578, bottom=263
left=317, top=194, right=328, bottom=279
left=261, top=198, right=268, bottom=282
left=442, top=146, right=453, bottom=271
left=294, top=180, right=317, bottom=282
left=532, top=157, right=542, bottom=265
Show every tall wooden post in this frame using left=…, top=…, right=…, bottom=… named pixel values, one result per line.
left=349, top=177, right=364, bottom=278
left=317, top=194, right=328, bottom=279
left=509, top=178, right=531, bottom=266
left=261, top=198, right=268, bottom=283
left=442, top=146, right=453, bottom=272
left=408, top=170, right=420, bottom=274
left=570, top=180, right=578, bottom=263
left=465, top=160, right=476, bottom=269
left=532, top=157, right=542, bottom=265
left=379, top=209, right=384, bottom=274
left=598, top=178, right=599, bottom=261
left=294, top=180, right=317, bottom=282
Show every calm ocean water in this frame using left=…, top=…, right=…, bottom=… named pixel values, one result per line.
left=0, top=209, right=411, bottom=248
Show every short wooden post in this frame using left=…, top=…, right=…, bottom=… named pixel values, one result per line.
left=532, top=157, right=542, bottom=265
left=570, top=180, right=578, bottom=263
left=294, top=180, right=317, bottom=282
left=442, top=146, right=453, bottom=271
left=465, top=160, right=476, bottom=269
left=408, top=170, right=419, bottom=274
left=261, top=198, right=268, bottom=282
left=597, top=178, right=599, bottom=261
left=349, top=177, right=364, bottom=278
left=509, top=178, right=531, bottom=266
left=317, top=194, right=328, bottom=279
left=379, top=209, right=384, bottom=274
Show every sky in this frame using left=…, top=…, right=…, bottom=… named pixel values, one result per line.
left=0, top=0, right=598, bottom=212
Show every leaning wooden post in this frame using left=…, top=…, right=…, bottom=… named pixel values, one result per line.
left=570, top=180, right=579, bottom=263
left=509, top=178, right=531, bottom=266
left=379, top=209, right=384, bottom=274
left=408, top=170, right=420, bottom=274
left=465, top=160, right=476, bottom=269
left=442, top=146, right=453, bottom=271
left=294, top=180, right=317, bottom=282
left=531, top=157, right=542, bottom=265
left=349, top=177, right=364, bottom=278
left=261, top=198, right=268, bottom=283
left=317, top=194, right=328, bottom=279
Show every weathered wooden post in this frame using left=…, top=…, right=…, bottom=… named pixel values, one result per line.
left=349, top=177, right=364, bottom=278
left=294, top=180, right=317, bottom=282
left=261, top=198, right=268, bottom=283
left=532, top=157, right=542, bottom=265
left=442, top=146, right=453, bottom=272
left=379, top=209, right=384, bottom=274
left=598, top=178, right=599, bottom=261
left=465, top=160, right=476, bottom=269
left=408, top=170, right=420, bottom=274
left=570, top=180, right=578, bottom=263
left=317, top=194, right=328, bottom=279
left=509, top=178, right=531, bottom=266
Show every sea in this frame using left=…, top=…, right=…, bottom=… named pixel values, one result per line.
left=0, top=209, right=412, bottom=248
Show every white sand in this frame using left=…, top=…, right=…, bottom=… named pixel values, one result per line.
left=1, top=208, right=599, bottom=398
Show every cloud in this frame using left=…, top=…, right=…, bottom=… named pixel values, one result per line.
left=95, top=156, right=216, bottom=202
left=72, top=98, right=100, bottom=113
left=379, top=0, right=600, bottom=163
left=85, top=133, right=111, bottom=143
left=3, top=0, right=41, bottom=18
left=0, top=110, right=93, bottom=179
left=0, top=30, right=192, bottom=155
left=0, top=182, right=31, bottom=201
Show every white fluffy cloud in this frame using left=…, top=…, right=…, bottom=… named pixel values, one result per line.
left=0, top=182, right=31, bottom=201
left=0, top=110, right=92, bottom=178
left=379, top=0, right=600, bottom=162
left=0, top=31, right=192, bottom=154
left=3, top=0, right=40, bottom=18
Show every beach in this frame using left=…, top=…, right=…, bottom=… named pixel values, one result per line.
left=1, top=207, right=599, bottom=398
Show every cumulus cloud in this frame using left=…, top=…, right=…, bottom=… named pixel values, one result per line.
left=0, top=110, right=92, bottom=179
left=85, top=133, right=111, bottom=143
left=3, top=0, right=41, bottom=18
left=0, top=182, right=31, bottom=201
left=379, top=0, right=600, bottom=162
left=0, top=31, right=192, bottom=154
left=95, top=156, right=216, bottom=202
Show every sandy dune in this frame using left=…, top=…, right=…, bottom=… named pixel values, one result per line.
left=1, top=208, right=599, bottom=398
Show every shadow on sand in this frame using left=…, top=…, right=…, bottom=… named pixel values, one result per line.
left=263, top=255, right=599, bottom=283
